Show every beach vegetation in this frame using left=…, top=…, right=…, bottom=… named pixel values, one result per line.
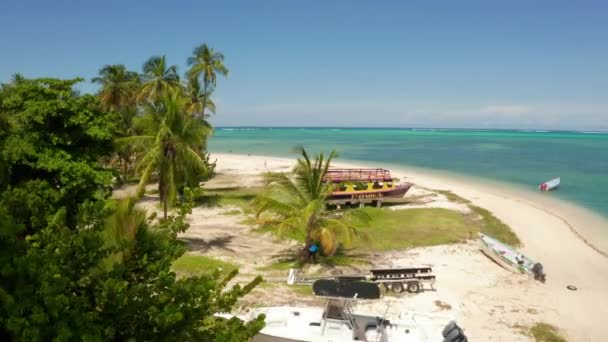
left=137, top=55, right=181, bottom=102
left=122, top=92, right=212, bottom=219
left=0, top=76, right=264, bottom=340
left=529, top=323, right=567, bottom=342
left=91, top=64, right=141, bottom=112
left=254, top=147, right=369, bottom=260
left=195, top=186, right=264, bottom=212
left=435, top=190, right=520, bottom=246
left=186, top=43, right=228, bottom=118
left=172, top=253, right=238, bottom=279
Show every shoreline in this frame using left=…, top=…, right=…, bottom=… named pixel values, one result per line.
left=210, top=152, right=608, bottom=341
left=354, top=158, right=608, bottom=259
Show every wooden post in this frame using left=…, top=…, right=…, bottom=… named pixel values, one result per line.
left=376, top=200, right=382, bottom=208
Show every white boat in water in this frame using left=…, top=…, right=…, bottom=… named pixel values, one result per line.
left=244, top=280, right=468, bottom=342
left=478, top=233, right=546, bottom=282
left=538, top=177, right=560, bottom=191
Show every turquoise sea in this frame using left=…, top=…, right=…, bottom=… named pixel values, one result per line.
left=208, top=128, right=608, bottom=219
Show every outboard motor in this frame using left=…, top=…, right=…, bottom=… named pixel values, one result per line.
left=532, top=262, right=546, bottom=283
left=442, top=321, right=467, bottom=342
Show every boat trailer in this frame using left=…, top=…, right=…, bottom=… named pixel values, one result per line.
left=288, top=267, right=436, bottom=294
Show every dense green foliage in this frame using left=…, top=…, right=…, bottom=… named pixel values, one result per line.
left=0, top=74, right=263, bottom=341
left=0, top=78, right=115, bottom=230
left=254, top=148, right=368, bottom=258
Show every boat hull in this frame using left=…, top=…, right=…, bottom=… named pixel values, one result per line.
left=245, top=306, right=455, bottom=342
left=328, top=183, right=412, bottom=201
left=538, top=177, right=560, bottom=191
left=478, top=233, right=534, bottom=277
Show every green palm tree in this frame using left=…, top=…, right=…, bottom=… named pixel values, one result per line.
left=92, top=64, right=140, bottom=111
left=104, top=197, right=148, bottom=262
left=254, top=148, right=368, bottom=258
left=138, top=56, right=180, bottom=102
left=186, top=44, right=228, bottom=116
left=184, top=77, right=216, bottom=117
left=121, top=91, right=211, bottom=219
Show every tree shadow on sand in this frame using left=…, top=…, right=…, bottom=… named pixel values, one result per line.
left=181, top=236, right=238, bottom=253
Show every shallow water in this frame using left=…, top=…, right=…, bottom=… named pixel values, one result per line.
left=209, top=128, right=608, bottom=219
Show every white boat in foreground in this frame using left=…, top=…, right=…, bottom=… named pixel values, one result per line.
left=244, top=280, right=468, bottom=342
left=538, top=177, right=560, bottom=191
left=479, top=233, right=546, bottom=282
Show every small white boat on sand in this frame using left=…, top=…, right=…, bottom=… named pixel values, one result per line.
left=245, top=280, right=468, bottom=342
left=478, top=233, right=546, bottom=282
left=538, top=177, right=560, bottom=191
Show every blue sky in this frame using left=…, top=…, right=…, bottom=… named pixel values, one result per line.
left=1, top=0, right=607, bottom=130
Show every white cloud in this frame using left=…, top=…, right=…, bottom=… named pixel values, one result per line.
left=211, top=100, right=608, bottom=130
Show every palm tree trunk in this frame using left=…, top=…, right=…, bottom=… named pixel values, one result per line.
left=200, top=81, right=208, bottom=119
left=160, top=158, right=168, bottom=220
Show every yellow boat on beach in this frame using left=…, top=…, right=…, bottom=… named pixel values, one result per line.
left=323, top=168, right=412, bottom=207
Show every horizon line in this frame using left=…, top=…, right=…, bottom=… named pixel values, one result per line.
left=214, top=126, right=608, bottom=133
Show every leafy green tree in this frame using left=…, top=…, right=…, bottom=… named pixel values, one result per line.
left=138, top=56, right=180, bottom=102
left=0, top=78, right=116, bottom=230
left=91, top=64, right=140, bottom=111
left=254, top=148, right=368, bottom=258
left=123, top=92, right=212, bottom=219
left=187, top=44, right=228, bottom=117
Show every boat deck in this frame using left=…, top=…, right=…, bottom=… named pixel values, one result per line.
left=324, top=168, right=394, bottom=183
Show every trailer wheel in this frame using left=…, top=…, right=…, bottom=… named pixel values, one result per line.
left=407, top=282, right=421, bottom=293
left=391, top=282, right=404, bottom=293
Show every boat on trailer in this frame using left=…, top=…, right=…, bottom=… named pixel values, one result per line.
left=478, top=233, right=546, bottom=282
left=538, top=177, right=560, bottom=191
left=323, top=168, right=412, bottom=207
left=246, top=279, right=468, bottom=342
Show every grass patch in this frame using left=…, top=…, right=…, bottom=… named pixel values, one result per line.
left=529, top=323, right=567, bottom=342
left=351, top=207, right=473, bottom=251
left=172, top=254, right=238, bottom=279
left=290, top=284, right=314, bottom=296
left=256, top=207, right=473, bottom=252
left=469, top=204, right=520, bottom=246
left=254, top=189, right=519, bottom=254
left=222, top=209, right=242, bottom=216
left=435, top=190, right=520, bottom=246
left=194, top=187, right=264, bottom=212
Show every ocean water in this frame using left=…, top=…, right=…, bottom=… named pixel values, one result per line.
left=208, top=128, right=608, bottom=219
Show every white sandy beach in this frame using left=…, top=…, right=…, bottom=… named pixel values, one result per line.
left=205, top=152, right=608, bottom=341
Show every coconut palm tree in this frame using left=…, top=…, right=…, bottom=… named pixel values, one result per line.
left=121, top=91, right=211, bottom=219
left=92, top=64, right=140, bottom=111
left=138, top=56, right=180, bottom=102
left=184, top=77, right=216, bottom=117
left=186, top=44, right=228, bottom=116
left=104, top=197, right=148, bottom=262
left=254, top=148, right=368, bottom=259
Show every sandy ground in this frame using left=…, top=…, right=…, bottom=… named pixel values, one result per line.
left=194, top=153, right=608, bottom=342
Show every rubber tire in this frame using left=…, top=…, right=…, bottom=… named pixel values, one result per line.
left=445, top=327, right=464, bottom=342
left=442, top=322, right=458, bottom=337
left=407, top=282, right=421, bottom=293
left=391, top=282, right=404, bottom=293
